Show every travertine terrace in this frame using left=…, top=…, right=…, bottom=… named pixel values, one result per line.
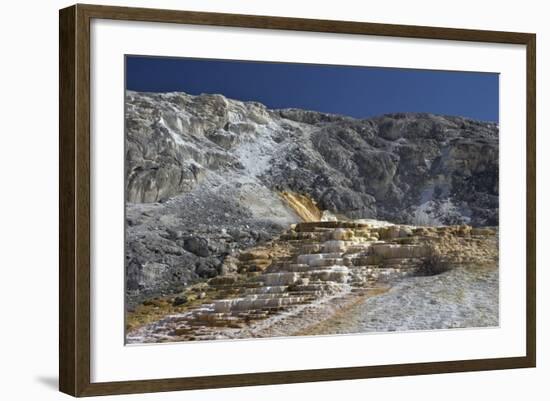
left=127, top=220, right=497, bottom=343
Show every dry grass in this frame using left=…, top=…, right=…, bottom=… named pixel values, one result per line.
left=417, top=230, right=498, bottom=276
left=417, top=245, right=453, bottom=276
left=126, top=281, right=238, bottom=333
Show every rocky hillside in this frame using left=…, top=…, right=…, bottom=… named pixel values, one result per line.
left=125, top=90, right=498, bottom=305
left=127, top=220, right=498, bottom=343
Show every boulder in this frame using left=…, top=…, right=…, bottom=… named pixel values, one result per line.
left=172, top=296, right=188, bottom=306
left=183, top=237, right=209, bottom=257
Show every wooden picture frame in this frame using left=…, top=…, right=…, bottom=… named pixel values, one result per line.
left=59, top=3, right=536, bottom=397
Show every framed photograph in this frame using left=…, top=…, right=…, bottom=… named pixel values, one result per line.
left=59, top=4, right=536, bottom=397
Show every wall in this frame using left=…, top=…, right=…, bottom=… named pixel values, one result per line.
left=0, top=0, right=546, bottom=400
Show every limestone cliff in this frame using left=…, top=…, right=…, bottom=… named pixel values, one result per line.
left=125, top=90, right=498, bottom=305
left=126, top=91, right=498, bottom=225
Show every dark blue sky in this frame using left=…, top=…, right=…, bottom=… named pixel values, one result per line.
left=126, top=56, right=499, bottom=122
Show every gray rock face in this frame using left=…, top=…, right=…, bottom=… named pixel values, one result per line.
left=125, top=92, right=269, bottom=203
left=125, top=185, right=292, bottom=306
left=183, top=237, right=209, bottom=257
left=302, top=114, right=499, bottom=225
left=125, top=90, right=498, bottom=305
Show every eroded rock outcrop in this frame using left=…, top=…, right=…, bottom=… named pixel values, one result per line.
left=125, top=90, right=499, bottom=305
left=126, top=91, right=498, bottom=225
